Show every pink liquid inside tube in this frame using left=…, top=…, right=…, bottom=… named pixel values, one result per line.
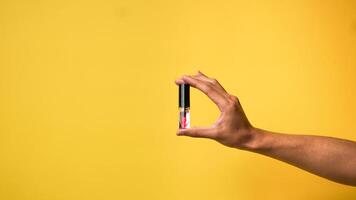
left=179, top=107, right=190, bottom=129
left=179, top=84, right=190, bottom=129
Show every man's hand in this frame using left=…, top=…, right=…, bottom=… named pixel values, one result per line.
left=175, top=71, right=356, bottom=186
left=175, top=71, right=257, bottom=149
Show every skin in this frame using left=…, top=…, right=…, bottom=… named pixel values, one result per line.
left=175, top=71, right=356, bottom=186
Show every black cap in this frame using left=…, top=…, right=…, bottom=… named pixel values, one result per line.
left=179, top=84, right=190, bottom=108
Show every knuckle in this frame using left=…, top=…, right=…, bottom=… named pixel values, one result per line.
left=189, top=130, right=198, bottom=137
left=230, top=95, right=239, bottom=104
left=204, top=83, right=214, bottom=93
left=211, top=78, right=218, bottom=84
left=225, top=95, right=239, bottom=109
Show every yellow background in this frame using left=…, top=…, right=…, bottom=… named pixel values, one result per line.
left=0, top=0, right=356, bottom=199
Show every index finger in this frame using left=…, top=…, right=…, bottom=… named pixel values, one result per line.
left=179, top=75, right=229, bottom=111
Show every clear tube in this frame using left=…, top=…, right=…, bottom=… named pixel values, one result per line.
left=179, top=107, right=190, bottom=129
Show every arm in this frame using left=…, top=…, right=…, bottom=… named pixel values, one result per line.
left=175, top=71, right=356, bottom=186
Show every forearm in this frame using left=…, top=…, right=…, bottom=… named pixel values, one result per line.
left=243, top=128, right=356, bottom=186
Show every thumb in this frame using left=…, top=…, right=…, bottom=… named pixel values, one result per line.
left=177, top=127, right=216, bottom=139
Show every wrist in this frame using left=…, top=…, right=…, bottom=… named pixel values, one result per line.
left=237, top=127, right=270, bottom=151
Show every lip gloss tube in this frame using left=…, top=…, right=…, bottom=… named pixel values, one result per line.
left=179, top=84, right=190, bottom=129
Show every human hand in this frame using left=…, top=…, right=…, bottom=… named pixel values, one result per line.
left=175, top=71, right=257, bottom=149
left=176, top=72, right=356, bottom=186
